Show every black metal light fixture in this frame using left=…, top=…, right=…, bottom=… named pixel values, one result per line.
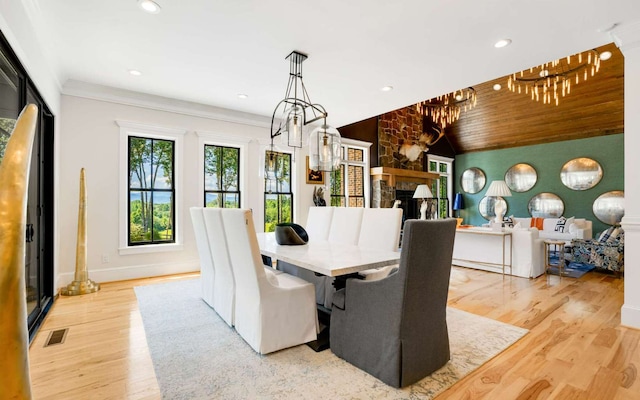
left=267, top=51, right=341, bottom=178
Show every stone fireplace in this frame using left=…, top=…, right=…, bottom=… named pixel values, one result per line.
left=372, top=107, right=440, bottom=216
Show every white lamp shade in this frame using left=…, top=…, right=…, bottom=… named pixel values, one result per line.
left=413, top=184, right=433, bottom=199
left=486, top=180, right=512, bottom=197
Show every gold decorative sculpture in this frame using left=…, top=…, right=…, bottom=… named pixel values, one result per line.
left=62, top=168, right=100, bottom=295
left=0, top=104, right=38, bottom=400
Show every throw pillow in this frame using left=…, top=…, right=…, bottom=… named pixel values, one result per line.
left=503, top=215, right=514, bottom=228
left=598, top=226, right=617, bottom=242
left=554, top=216, right=568, bottom=232
left=530, top=217, right=544, bottom=230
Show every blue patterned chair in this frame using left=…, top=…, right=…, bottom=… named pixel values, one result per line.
left=571, top=225, right=624, bottom=276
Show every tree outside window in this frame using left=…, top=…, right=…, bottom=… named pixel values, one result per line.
left=330, top=145, right=365, bottom=207
left=128, top=136, right=175, bottom=245
left=204, top=144, right=240, bottom=208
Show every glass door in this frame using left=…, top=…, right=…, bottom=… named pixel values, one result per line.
left=0, top=32, right=54, bottom=339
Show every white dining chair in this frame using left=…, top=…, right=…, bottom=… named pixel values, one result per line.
left=202, top=208, right=236, bottom=327
left=189, top=207, right=215, bottom=308
left=221, top=209, right=318, bottom=354
left=357, top=208, right=403, bottom=280
left=327, top=207, right=364, bottom=244
left=305, top=206, right=334, bottom=241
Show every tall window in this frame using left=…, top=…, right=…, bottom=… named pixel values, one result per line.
left=264, top=150, right=292, bottom=232
left=128, top=136, right=175, bottom=245
left=330, top=141, right=370, bottom=207
left=427, top=155, right=453, bottom=218
left=204, top=144, right=240, bottom=208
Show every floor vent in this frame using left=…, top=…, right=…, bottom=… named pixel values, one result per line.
left=44, top=328, right=68, bottom=347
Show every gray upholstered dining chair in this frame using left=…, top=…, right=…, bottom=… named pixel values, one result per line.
left=329, top=218, right=457, bottom=388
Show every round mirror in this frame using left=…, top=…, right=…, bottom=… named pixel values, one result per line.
left=593, top=190, right=624, bottom=225
left=479, top=196, right=507, bottom=221
left=560, top=157, right=603, bottom=190
left=505, top=163, right=537, bottom=192
left=528, top=193, right=564, bottom=218
left=461, top=167, right=486, bottom=194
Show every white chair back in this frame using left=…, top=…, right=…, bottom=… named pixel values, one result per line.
left=358, top=208, right=403, bottom=251
left=202, top=208, right=236, bottom=327
left=189, top=207, right=215, bottom=308
left=328, top=207, right=364, bottom=245
left=305, top=206, right=334, bottom=241
left=221, top=208, right=317, bottom=354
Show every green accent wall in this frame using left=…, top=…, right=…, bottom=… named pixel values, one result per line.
left=454, top=134, right=624, bottom=236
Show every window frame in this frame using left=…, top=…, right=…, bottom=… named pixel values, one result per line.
left=117, top=121, right=186, bottom=255
left=263, top=148, right=294, bottom=232
left=127, top=135, right=176, bottom=246
left=330, top=138, right=372, bottom=208
left=427, top=154, right=454, bottom=218
left=196, top=131, right=249, bottom=208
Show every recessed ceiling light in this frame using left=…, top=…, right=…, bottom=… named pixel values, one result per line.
left=494, top=39, right=512, bottom=48
left=381, top=86, right=393, bottom=92
left=600, top=51, right=612, bottom=61
left=493, top=83, right=502, bottom=91
left=128, top=69, right=142, bottom=76
left=138, top=0, right=161, bottom=14
left=237, top=93, right=248, bottom=99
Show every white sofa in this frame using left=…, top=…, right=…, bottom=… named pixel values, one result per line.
left=512, top=217, right=592, bottom=243
left=452, top=226, right=545, bottom=278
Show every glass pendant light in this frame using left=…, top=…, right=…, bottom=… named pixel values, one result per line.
left=309, top=121, right=341, bottom=172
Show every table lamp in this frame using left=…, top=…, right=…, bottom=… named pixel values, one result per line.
left=413, top=184, right=433, bottom=220
left=485, top=180, right=511, bottom=224
left=453, top=192, right=465, bottom=226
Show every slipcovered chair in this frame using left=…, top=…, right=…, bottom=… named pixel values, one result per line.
left=221, top=209, right=318, bottom=354
left=571, top=225, right=624, bottom=275
left=357, top=208, right=403, bottom=281
left=277, top=206, right=335, bottom=305
left=201, top=208, right=236, bottom=327
left=189, top=207, right=215, bottom=308
left=330, top=219, right=457, bottom=388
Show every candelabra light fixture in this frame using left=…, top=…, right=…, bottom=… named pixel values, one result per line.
left=267, top=51, right=341, bottom=181
left=507, top=48, right=603, bottom=106
left=416, top=87, right=477, bottom=129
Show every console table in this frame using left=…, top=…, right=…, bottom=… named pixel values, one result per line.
left=452, top=227, right=513, bottom=276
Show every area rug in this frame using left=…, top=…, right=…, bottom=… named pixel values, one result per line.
left=135, top=278, right=528, bottom=399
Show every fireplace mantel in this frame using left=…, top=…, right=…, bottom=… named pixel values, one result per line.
left=370, top=167, right=439, bottom=187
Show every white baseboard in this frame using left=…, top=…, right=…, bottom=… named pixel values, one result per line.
left=621, top=304, right=640, bottom=330
left=56, top=259, right=200, bottom=289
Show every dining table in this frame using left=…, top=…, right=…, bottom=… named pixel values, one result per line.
left=256, top=232, right=401, bottom=277
left=256, top=232, right=401, bottom=352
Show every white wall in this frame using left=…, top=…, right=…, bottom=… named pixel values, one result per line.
left=57, top=93, right=314, bottom=288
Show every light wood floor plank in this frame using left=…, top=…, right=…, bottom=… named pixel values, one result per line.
left=28, top=268, right=640, bottom=399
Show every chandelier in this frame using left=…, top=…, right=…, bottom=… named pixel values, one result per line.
left=267, top=51, right=341, bottom=177
left=507, top=49, right=601, bottom=106
left=416, top=87, right=477, bottom=129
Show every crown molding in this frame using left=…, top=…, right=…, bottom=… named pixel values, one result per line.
left=62, top=80, right=271, bottom=129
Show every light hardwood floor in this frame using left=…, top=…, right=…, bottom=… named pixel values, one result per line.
left=28, top=268, right=639, bottom=399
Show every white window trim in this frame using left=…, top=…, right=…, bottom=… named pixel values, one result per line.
left=117, top=120, right=187, bottom=255
left=196, top=131, right=250, bottom=208
left=339, top=138, right=372, bottom=208
left=427, top=154, right=454, bottom=216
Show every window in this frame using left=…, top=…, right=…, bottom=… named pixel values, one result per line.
left=264, top=150, right=292, bottom=232
left=118, top=121, right=185, bottom=254
left=427, top=155, right=453, bottom=218
left=330, top=139, right=371, bottom=207
left=128, top=136, right=175, bottom=245
left=204, top=144, right=240, bottom=208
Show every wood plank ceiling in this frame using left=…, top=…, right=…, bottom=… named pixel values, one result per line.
left=445, top=42, right=624, bottom=154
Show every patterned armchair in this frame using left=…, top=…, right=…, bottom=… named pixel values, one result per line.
left=571, top=225, right=624, bottom=275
